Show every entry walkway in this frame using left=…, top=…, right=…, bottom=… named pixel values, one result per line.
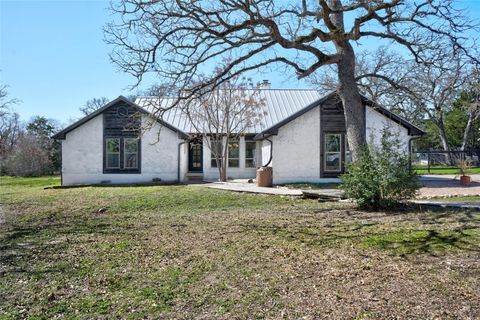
left=205, top=180, right=344, bottom=198
left=205, top=176, right=480, bottom=203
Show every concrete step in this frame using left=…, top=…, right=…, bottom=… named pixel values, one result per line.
left=186, top=172, right=204, bottom=182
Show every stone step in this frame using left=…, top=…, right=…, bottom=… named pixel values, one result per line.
left=186, top=172, right=204, bottom=182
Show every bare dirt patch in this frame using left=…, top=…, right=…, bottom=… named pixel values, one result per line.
left=0, top=205, right=5, bottom=224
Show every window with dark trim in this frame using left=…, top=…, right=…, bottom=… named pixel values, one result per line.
left=124, top=138, right=139, bottom=169
left=103, top=103, right=141, bottom=174
left=228, top=139, right=239, bottom=168
left=324, top=133, right=341, bottom=172
left=106, top=138, right=120, bottom=169
left=104, top=137, right=140, bottom=173
left=245, top=141, right=256, bottom=168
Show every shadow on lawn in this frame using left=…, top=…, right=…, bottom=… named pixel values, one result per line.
left=0, top=218, right=115, bottom=275
left=237, top=207, right=480, bottom=257
left=364, top=227, right=479, bottom=257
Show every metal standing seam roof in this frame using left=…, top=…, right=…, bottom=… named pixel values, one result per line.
left=53, top=90, right=424, bottom=140
left=135, top=89, right=323, bottom=134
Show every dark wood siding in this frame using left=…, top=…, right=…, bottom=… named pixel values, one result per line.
left=320, top=96, right=364, bottom=178
left=321, top=98, right=345, bottom=132
left=103, top=102, right=142, bottom=174
left=103, top=103, right=141, bottom=137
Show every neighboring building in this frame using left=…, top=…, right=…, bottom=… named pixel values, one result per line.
left=53, top=89, right=424, bottom=186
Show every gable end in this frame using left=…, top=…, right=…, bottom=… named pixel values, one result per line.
left=52, top=96, right=190, bottom=140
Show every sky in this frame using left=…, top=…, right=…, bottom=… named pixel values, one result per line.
left=1, top=0, right=480, bottom=125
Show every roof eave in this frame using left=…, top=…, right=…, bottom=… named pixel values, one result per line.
left=360, top=95, right=426, bottom=136
left=253, top=131, right=277, bottom=141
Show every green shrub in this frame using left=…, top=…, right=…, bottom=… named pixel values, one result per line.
left=341, top=129, right=419, bottom=209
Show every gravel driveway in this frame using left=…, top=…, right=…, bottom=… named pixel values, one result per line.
left=418, top=175, right=480, bottom=198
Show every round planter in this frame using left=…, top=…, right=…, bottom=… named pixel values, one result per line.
left=460, top=175, right=471, bottom=186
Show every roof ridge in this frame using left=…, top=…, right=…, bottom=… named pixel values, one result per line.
left=136, top=88, right=320, bottom=99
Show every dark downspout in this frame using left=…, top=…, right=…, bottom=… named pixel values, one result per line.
left=60, top=142, right=63, bottom=186
left=177, top=140, right=187, bottom=183
left=262, top=138, right=273, bottom=167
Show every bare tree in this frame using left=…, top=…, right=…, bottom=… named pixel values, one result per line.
left=0, top=83, right=21, bottom=160
left=182, top=73, right=265, bottom=182
left=79, top=97, right=109, bottom=116
left=0, top=83, right=19, bottom=111
left=141, top=83, right=178, bottom=98
left=459, top=68, right=480, bottom=151
left=409, top=54, right=469, bottom=154
left=0, top=112, right=21, bottom=158
left=310, top=47, right=423, bottom=122
left=105, top=0, right=477, bottom=161
left=4, top=134, right=53, bottom=177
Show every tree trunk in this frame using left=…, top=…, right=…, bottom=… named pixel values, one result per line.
left=216, top=155, right=226, bottom=182
left=461, top=111, right=475, bottom=151
left=437, top=120, right=449, bottom=152
left=220, top=138, right=228, bottom=182
left=436, top=119, right=453, bottom=165
left=329, top=0, right=366, bottom=161
left=336, top=44, right=366, bottom=161
left=219, top=161, right=227, bottom=182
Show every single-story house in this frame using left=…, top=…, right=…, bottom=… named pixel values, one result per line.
left=53, top=87, right=424, bottom=186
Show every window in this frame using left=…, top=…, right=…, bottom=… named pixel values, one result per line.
left=324, top=134, right=341, bottom=172
left=228, top=139, right=239, bottom=168
left=124, top=138, right=138, bottom=169
left=245, top=141, right=256, bottom=168
left=210, top=139, right=223, bottom=168
left=106, top=138, right=120, bottom=169
left=105, top=137, right=140, bottom=172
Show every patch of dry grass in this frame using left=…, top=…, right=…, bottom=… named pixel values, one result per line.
left=0, top=177, right=479, bottom=319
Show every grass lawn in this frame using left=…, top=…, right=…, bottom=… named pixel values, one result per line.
left=414, top=165, right=480, bottom=175
left=429, top=196, right=480, bottom=204
left=1, top=176, right=479, bottom=319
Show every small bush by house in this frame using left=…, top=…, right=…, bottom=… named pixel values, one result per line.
left=342, top=129, right=419, bottom=209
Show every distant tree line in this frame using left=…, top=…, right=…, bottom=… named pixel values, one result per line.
left=0, top=86, right=119, bottom=176
left=0, top=85, right=61, bottom=176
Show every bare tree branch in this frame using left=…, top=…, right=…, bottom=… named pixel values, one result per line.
left=105, top=0, right=479, bottom=159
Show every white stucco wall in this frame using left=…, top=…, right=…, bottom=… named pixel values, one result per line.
left=270, top=106, right=321, bottom=184
left=264, top=106, right=412, bottom=185
left=61, top=114, right=184, bottom=185
left=178, top=142, right=189, bottom=182
left=61, top=114, right=103, bottom=184
left=365, top=106, right=410, bottom=152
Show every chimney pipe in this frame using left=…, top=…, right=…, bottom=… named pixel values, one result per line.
left=259, top=80, right=271, bottom=89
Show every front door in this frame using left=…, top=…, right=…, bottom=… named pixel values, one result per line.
left=322, top=132, right=350, bottom=177
left=188, top=142, right=203, bottom=172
